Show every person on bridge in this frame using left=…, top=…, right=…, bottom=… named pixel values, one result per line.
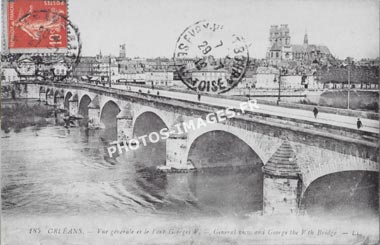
left=197, top=92, right=201, bottom=101
left=313, top=107, right=319, bottom=119
left=357, top=118, right=362, bottom=129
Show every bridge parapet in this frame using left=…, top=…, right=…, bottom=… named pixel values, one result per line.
left=34, top=82, right=378, bottom=163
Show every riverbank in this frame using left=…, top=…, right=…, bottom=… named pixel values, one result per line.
left=1, top=99, right=56, bottom=133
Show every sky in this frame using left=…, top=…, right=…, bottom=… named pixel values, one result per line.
left=1, top=0, right=379, bottom=59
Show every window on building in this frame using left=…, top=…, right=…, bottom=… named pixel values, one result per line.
left=276, top=52, right=279, bottom=58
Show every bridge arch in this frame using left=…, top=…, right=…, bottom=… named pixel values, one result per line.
left=301, top=170, right=378, bottom=216
left=99, top=97, right=119, bottom=113
left=186, top=128, right=265, bottom=169
left=301, top=156, right=379, bottom=190
left=132, top=110, right=169, bottom=167
left=53, top=89, right=64, bottom=104
left=185, top=128, right=265, bottom=213
left=39, top=86, right=46, bottom=100
left=185, top=123, right=268, bottom=166
left=78, top=93, right=94, bottom=107
left=78, top=94, right=92, bottom=119
left=100, top=100, right=121, bottom=139
left=132, top=109, right=171, bottom=134
left=64, top=90, right=72, bottom=100
left=64, top=91, right=73, bottom=109
left=45, top=87, right=53, bottom=100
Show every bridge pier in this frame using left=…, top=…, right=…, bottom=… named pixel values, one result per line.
left=88, top=107, right=101, bottom=129
left=56, top=96, right=65, bottom=109
left=24, top=84, right=40, bottom=99
left=262, top=141, right=302, bottom=215
left=54, top=90, right=65, bottom=109
left=39, top=89, right=47, bottom=102
left=55, top=95, right=65, bottom=109
left=47, top=96, right=54, bottom=105
left=88, top=96, right=101, bottom=129
left=68, top=98, right=78, bottom=116
left=117, top=106, right=133, bottom=142
left=47, top=90, right=54, bottom=105
left=166, top=117, right=190, bottom=169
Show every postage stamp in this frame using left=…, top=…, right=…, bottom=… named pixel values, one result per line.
left=14, top=12, right=81, bottom=82
left=5, top=0, right=68, bottom=53
left=2, top=0, right=82, bottom=82
left=173, top=20, right=250, bottom=94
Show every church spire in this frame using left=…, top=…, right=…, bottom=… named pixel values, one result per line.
left=303, top=28, right=308, bottom=45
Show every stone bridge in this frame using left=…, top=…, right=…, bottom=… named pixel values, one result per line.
left=26, top=83, right=378, bottom=215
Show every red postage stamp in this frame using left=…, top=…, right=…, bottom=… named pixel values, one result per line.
left=6, top=0, right=68, bottom=53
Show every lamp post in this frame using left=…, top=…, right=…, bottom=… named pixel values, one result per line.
left=108, top=56, right=112, bottom=88
left=246, top=83, right=251, bottom=100
left=347, top=65, right=350, bottom=109
left=276, top=67, right=286, bottom=105
left=275, top=74, right=281, bottom=105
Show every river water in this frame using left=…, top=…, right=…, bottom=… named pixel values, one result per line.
left=1, top=100, right=378, bottom=245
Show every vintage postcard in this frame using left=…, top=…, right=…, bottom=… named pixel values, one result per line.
left=1, top=0, right=379, bottom=244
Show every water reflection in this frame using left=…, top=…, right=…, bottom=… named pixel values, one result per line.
left=1, top=123, right=262, bottom=216
left=303, top=171, right=378, bottom=219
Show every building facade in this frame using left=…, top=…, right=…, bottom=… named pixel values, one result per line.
left=145, top=71, right=174, bottom=86
left=267, top=25, right=332, bottom=65
left=1, top=67, right=19, bottom=85
left=191, top=69, right=227, bottom=83
left=73, top=56, right=97, bottom=78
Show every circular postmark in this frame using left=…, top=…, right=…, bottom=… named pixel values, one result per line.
left=13, top=9, right=81, bottom=82
left=173, top=20, right=250, bottom=94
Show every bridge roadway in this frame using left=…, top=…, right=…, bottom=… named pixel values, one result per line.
left=110, top=84, right=379, bottom=134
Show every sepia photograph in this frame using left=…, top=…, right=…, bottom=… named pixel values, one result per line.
left=1, top=0, right=379, bottom=244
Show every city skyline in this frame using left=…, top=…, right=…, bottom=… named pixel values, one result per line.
left=1, top=0, right=379, bottom=59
